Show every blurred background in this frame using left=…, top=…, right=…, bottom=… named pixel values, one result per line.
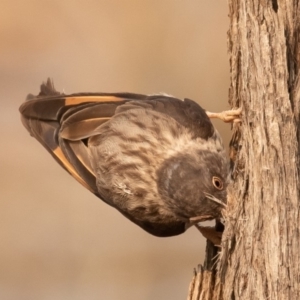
left=1, top=1, right=230, bottom=299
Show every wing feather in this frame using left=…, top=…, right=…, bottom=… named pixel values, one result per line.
left=20, top=116, right=89, bottom=190
left=58, top=137, right=98, bottom=194
left=60, top=103, right=119, bottom=140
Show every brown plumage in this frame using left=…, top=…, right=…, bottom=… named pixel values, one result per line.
left=19, top=79, right=229, bottom=237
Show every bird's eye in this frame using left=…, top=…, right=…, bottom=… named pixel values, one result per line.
left=212, top=176, right=223, bottom=190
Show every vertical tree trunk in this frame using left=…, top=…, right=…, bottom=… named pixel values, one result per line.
left=188, top=1, right=300, bottom=299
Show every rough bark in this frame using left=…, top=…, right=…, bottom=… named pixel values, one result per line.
left=187, top=241, right=222, bottom=300
left=188, top=1, right=300, bottom=299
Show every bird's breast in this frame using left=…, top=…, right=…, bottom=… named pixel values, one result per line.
left=88, top=108, right=199, bottom=222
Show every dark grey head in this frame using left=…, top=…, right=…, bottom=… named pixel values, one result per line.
left=157, top=149, right=229, bottom=221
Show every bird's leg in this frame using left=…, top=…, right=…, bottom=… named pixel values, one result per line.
left=206, top=107, right=242, bottom=123
left=188, top=216, right=224, bottom=246
left=195, top=224, right=222, bottom=246
left=189, top=215, right=214, bottom=224
left=185, top=215, right=214, bottom=231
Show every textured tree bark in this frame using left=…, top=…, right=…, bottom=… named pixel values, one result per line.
left=188, top=1, right=300, bottom=299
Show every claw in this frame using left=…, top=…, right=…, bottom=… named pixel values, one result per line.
left=206, top=107, right=242, bottom=123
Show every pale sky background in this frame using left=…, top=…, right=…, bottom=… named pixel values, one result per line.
left=0, top=1, right=230, bottom=299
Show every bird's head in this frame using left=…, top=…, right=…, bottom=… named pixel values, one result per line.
left=157, top=148, right=229, bottom=222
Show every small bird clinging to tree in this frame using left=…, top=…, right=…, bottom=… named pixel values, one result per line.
left=19, top=79, right=240, bottom=237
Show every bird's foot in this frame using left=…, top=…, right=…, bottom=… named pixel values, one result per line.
left=189, top=215, right=214, bottom=224
left=185, top=215, right=214, bottom=230
left=195, top=224, right=222, bottom=246
left=206, top=107, right=242, bottom=123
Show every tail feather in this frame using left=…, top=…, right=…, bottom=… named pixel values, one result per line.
left=39, top=78, right=62, bottom=97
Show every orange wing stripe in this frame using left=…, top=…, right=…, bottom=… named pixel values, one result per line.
left=65, top=96, right=125, bottom=106
left=53, top=147, right=94, bottom=192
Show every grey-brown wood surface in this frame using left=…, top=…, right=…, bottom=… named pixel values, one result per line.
left=188, top=1, right=300, bottom=299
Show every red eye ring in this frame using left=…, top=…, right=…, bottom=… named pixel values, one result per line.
left=212, top=176, right=223, bottom=190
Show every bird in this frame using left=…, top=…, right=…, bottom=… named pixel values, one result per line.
left=19, top=79, right=238, bottom=238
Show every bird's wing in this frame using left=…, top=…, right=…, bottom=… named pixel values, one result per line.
left=20, top=79, right=149, bottom=199
left=115, top=96, right=215, bottom=140
left=20, top=79, right=216, bottom=236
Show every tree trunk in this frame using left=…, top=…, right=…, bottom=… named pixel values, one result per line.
left=188, top=1, right=300, bottom=299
